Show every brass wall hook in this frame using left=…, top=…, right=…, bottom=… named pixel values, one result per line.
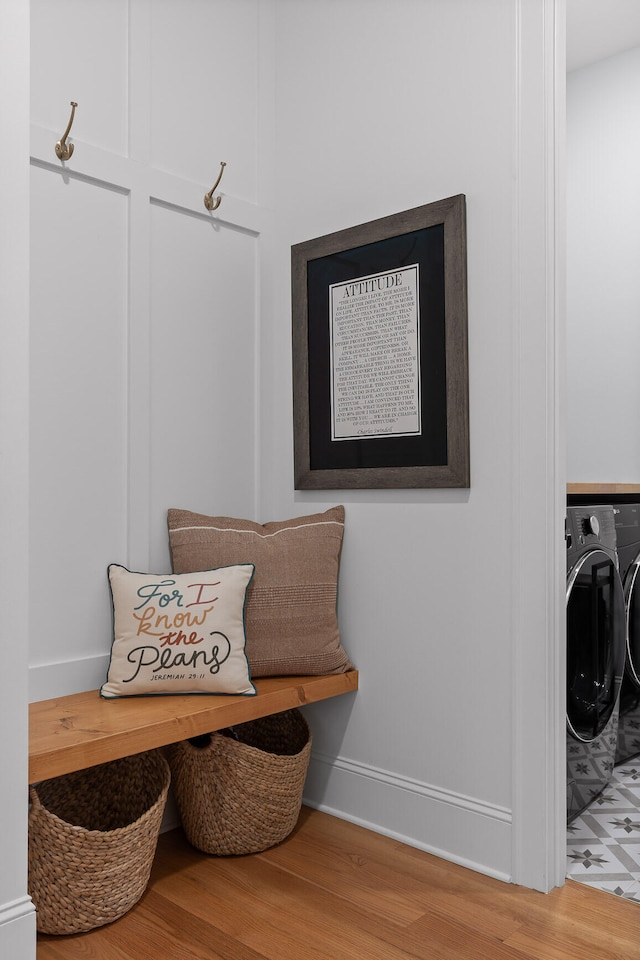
left=55, top=101, right=78, bottom=161
left=204, top=161, right=227, bottom=211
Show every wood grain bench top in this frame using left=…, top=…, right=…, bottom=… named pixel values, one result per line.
left=29, top=670, right=359, bottom=783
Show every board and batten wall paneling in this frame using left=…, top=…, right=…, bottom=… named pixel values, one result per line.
left=148, top=203, right=258, bottom=571
left=150, top=0, right=260, bottom=202
left=30, top=0, right=128, bottom=156
left=29, top=166, right=129, bottom=678
left=29, top=0, right=264, bottom=701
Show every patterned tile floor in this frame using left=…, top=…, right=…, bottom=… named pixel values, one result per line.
left=567, top=763, right=640, bottom=903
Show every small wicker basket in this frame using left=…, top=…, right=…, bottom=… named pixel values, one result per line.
left=28, top=749, right=170, bottom=935
left=168, top=708, right=311, bottom=856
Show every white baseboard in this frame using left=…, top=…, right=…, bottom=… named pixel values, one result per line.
left=0, top=897, right=36, bottom=960
left=303, top=751, right=513, bottom=883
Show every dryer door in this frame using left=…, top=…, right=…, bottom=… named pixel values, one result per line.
left=567, top=549, right=625, bottom=743
left=625, top=555, right=640, bottom=687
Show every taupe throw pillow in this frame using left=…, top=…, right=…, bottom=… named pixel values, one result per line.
left=167, top=505, right=353, bottom=677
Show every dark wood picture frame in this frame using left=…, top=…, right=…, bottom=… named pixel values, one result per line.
left=292, top=195, right=469, bottom=489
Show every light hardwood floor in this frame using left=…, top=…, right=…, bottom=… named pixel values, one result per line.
left=36, top=807, right=640, bottom=960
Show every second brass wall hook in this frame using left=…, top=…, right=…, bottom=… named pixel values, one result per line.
left=55, top=101, right=78, bottom=161
left=204, top=161, right=227, bottom=211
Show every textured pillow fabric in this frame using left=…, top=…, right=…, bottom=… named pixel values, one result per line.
left=167, top=505, right=352, bottom=677
left=101, top=563, right=256, bottom=698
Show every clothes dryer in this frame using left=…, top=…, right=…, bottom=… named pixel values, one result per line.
left=566, top=505, right=626, bottom=822
left=611, top=502, right=640, bottom=765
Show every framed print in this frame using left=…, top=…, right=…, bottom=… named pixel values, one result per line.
left=291, top=194, right=469, bottom=489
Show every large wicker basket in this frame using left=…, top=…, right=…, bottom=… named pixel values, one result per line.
left=28, top=749, right=170, bottom=935
left=168, top=708, right=311, bottom=855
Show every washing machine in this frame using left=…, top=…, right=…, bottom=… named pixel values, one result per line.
left=566, top=505, right=626, bottom=822
left=612, top=502, right=640, bottom=765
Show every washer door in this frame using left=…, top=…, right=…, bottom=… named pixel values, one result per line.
left=567, top=548, right=625, bottom=743
left=625, top=555, right=640, bottom=687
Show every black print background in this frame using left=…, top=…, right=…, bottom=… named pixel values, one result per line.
left=306, top=224, right=447, bottom=471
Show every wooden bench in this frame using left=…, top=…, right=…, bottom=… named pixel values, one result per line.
left=28, top=670, right=359, bottom=783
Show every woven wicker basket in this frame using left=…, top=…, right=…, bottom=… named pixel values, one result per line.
left=168, top=708, right=311, bottom=855
left=28, top=749, right=170, bottom=935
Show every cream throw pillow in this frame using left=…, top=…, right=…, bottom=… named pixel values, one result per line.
left=101, top=563, right=256, bottom=698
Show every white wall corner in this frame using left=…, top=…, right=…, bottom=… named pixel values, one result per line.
left=510, top=0, right=566, bottom=892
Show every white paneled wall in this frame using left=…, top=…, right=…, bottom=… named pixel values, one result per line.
left=29, top=164, right=129, bottom=676
left=30, top=0, right=129, bottom=156
left=150, top=0, right=260, bottom=200
left=266, top=0, right=564, bottom=892
left=148, top=203, right=258, bottom=570
left=21, top=5, right=563, bottom=938
left=29, top=0, right=266, bottom=700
